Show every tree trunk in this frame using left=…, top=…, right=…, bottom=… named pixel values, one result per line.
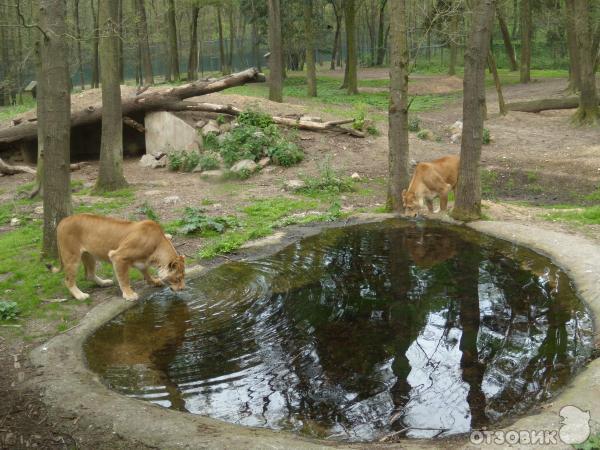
left=38, top=0, right=72, bottom=258
left=488, top=50, right=507, bottom=115
left=451, top=0, right=496, bottom=222
left=448, top=13, right=458, bottom=76
left=95, top=0, right=128, bottom=192
left=572, top=0, right=599, bottom=124
left=506, top=97, right=586, bottom=113
left=344, top=0, right=358, bottom=94
left=565, top=0, right=582, bottom=92
left=250, top=1, right=261, bottom=72
left=304, top=0, right=317, bottom=97
left=118, top=0, right=124, bottom=82
left=519, top=0, right=531, bottom=83
left=267, top=0, right=283, bottom=102
left=91, top=0, right=100, bottom=88
left=497, top=5, right=518, bottom=71
left=187, top=6, right=200, bottom=81
left=375, top=0, right=387, bottom=65
left=136, top=0, right=154, bottom=85
left=217, top=6, right=228, bottom=75
left=228, top=4, right=236, bottom=73
left=73, top=0, right=85, bottom=90
left=167, top=0, right=180, bottom=82
left=330, top=1, right=342, bottom=70
left=386, top=0, right=410, bottom=212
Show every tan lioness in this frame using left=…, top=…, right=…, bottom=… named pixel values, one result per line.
left=402, top=155, right=460, bottom=214
left=56, top=214, right=185, bottom=301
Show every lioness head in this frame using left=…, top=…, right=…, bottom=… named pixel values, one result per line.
left=401, top=189, right=419, bottom=215
left=162, top=255, right=186, bottom=292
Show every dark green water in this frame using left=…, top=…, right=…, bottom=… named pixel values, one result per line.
left=84, top=220, right=593, bottom=441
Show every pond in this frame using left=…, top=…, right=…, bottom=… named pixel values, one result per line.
left=84, top=220, right=594, bottom=442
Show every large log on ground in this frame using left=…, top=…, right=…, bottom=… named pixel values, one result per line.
left=0, top=68, right=264, bottom=147
left=505, top=97, right=587, bottom=113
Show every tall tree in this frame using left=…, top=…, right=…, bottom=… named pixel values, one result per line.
left=304, top=0, right=317, bottom=97
left=496, top=4, right=518, bottom=71
left=135, top=0, right=154, bottom=85
left=375, top=0, right=388, bottom=66
left=448, top=12, right=459, bottom=76
left=344, top=0, right=358, bottom=94
left=38, top=0, right=72, bottom=258
left=565, top=0, right=581, bottom=92
left=452, top=0, right=496, bottom=221
left=519, top=0, right=531, bottom=83
left=187, top=5, right=200, bottom=81
left=228, top=1, right=236, bottom=73
left=166, top=0, right=180, bottom=81
left=267, top=0, right=283, bottom=102
left=217, top=5, right=228, bottom=74
left=73, top=0, right=85, bottom=90
left=573, top=0, right=599, bottom=124
left=90, top=0, right=100, bottom=88
left=329, top=0, right=342, bottom=70
left=95, top=0, right=128, bottom=192
left=387, top=0, right=410, bottom=212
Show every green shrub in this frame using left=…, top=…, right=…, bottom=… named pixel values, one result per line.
left=177, top=207, right=238, bottom=235
left=408, top=116, right=421, bottom=132
left=299, top=160, right=356, bottom=195
left=237, top=109, right=274, bottom=128
left=168, top=150, right=201, bottom=172
left=416, top=129, right=431, bottom=140
left=199, top=151, right=221, bottom=171
left=138, top=201, right=159, bottom=222
left=216, top=114, right=226, bottom=125
left=202, top=132, right=219, bottom=150
left=0, top=301, right=19, bottom=321
left=268, top=141, right=304, bottom=167
left=167, top=151, right=184, bottom=171
left=483, top=128, right=491, bottom=144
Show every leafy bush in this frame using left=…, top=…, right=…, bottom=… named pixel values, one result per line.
left=177, top=207, right=238, bottom=235
left=237, top=109, right=274, bottom=128
left=138, top=201, right=159, bottom=222
left=299, top=160, right=356, bottom=195
left=168, top=150, right=201, bottom=172
left=408, top=116, right=421, bottom=132
left=352, top=107, right=366, bottom=131
left=416, top=129, right=430, bottom=140
left=483, top=128, right=491, bottom=144
left=216, top=114, right=226, bottom=125
left=268, top=141, right=304, bottom=167
left=167, top=151, right=184, bottom=171
left=0, top=301, right=19, bottom=321
left=202, top=132, right=219, bottom=151
left=199, top=151, right=221, bottom=171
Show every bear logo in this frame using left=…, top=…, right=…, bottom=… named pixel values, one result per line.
left=559, top=405, right=590, bottom=445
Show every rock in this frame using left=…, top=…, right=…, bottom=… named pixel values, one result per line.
left=350, top=172, right=361, bottom=180
left=252, top=131, right=265, bottom=139
left=0, top=272, right=13, bottom=282
left=145, top=111, right=202, bottom=156
left=194, top=119, right=207, bottom=129
left=450, top=133, right=462, bottom=144
left=202, top=120, right=221, bottom=136
left=34, top=206, right=44, bottom=215
left=449, top=120, right=463, bottom=135
left=230, top=159, right=258, bottom=174
left=143, top=190, right=162, bottom=196
left=163, top=195, right=180, bottom=205
left=155, top=154, right=167, bottom=167
left=216, top=132, right=230, bottom=144
left=10, top=217, right=20, bottom=227
left=192, top=166, right=204, bottom=173
left=219, top=122, right=232, bottom=132
left=199, top=170, right=225, bottom=181
left=284, top=179, right=306, bottom=191
left=258, top=157, right=271, bottom=168
left=301, top=116, right=322, bottom=123
left=140, top=154, right=163, bottom=168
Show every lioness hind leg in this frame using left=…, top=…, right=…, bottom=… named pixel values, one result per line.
left=425, top=198, right=434, bottom=212
left=62, top=254, right=89, bottom=301
left=81, top=252, right=114, bottom=287
left=439, top=183, right=453, bottom=211
left=108, top=250, right=138, bottom=301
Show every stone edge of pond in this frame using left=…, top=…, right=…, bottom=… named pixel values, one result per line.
left=28, top=215, right=599, bottom=449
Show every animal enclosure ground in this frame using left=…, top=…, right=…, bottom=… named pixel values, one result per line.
left=0, top=70, right=599, bottom=447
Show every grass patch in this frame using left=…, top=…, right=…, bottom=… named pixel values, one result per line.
left=0, top=97, right=36, bottom=121
left=543, top=206, right=600, bottom=225
left=481, top=169, right=499, bottom=197
left=297, top=159, right=357, bottom=198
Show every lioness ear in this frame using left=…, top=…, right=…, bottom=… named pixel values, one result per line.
left=164, top=233, right=173, bottom=241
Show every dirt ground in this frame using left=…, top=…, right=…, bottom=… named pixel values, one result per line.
left=1, top=71, right=599, bottom=449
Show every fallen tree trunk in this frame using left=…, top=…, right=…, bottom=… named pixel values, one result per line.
left=169, top=102, right=365, bottom=137
left=0, top=158, right=37, bottom=175
left=0, top=68, right=265, bottom=147
left=505, top=97, right=590, bottom=113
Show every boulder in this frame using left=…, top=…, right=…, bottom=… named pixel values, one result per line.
left=202, top=120, right=221, bottom=136
left=140, top=153, right=167, bottom=168
left=145, top=111, right=202, bottom=156
left=163, top=195, right=180, bottom=205
left=258, top=157, right=271, bottom=168
left=219, top=122, right=232, bottom=133
left=199, top=170, right=225, bottom=181
left=230, top=159, right=258, bottom=174
left=33, top=206, right=44, bottom=215
left=284, top=179, right=306, bottom=191
left=351, top=172, right=361, bottom=180
left=10, top=218, right=20, bottom=227
left=449, top=120, right=463, bottom=135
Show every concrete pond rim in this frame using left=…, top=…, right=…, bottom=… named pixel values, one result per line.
left=29, top=214, right=600, bottom=449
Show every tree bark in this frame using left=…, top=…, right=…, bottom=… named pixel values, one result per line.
left=565, top=0, right=581, bottom=92
left=488, top=50, right=507, bottom=115
left=38, top=0, right=72, bottom=258
left=304, top=0, right=317, bottom=97
left=118, top=0, right=124, bottom=82
left=330, top=1, right=342, bottom=70
left=344, top=0, right=358, bottom=94
left=497, top=5, right=518, bottom=71
left=95, top=0, right=128, bottom=192
left=451, top=0, right=496, bottom=222
left=572, top=0, right=599, bottom=124
left=386, top=0, right=410, bottom=212
left=166, top=0, right=180, bottom=82
left=228, top=3, right=236, bottom=73
left=448, top=13, right=459, bottom=76
left=73, top=0, right=85, bottom=90
left=136, top=0, right=154, bottom=85
left=91, top=0, right=100, bottom=88
left=0, top=69, right=265, bottom=147
left=375, top=0, right=388, bottom=66
left=217, top=6, right=228, bottom=75
left=187, top=6, right=200, bottom=81
left=267, top=0, right=283, bottom=102
left=519, top=0, right=531, bottom=83
left=250, top=0, right=261, bottom=72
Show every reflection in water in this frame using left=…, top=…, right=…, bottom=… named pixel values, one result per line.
left=85, top=220, right=593, bottom=442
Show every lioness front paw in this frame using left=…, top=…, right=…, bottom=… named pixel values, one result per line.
left=75, top=292, right=90, bottom=301
left=123, top=292, right=139, bottom=302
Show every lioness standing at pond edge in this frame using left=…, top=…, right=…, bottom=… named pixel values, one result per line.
left=402, top=155, right=460, bottom=214
left=56, top=214, right=185, bottom=301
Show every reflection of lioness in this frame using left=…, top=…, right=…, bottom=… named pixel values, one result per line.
left=56, top=214, right=185, bottom=301
left=402, top=155, right=459, bottom=214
